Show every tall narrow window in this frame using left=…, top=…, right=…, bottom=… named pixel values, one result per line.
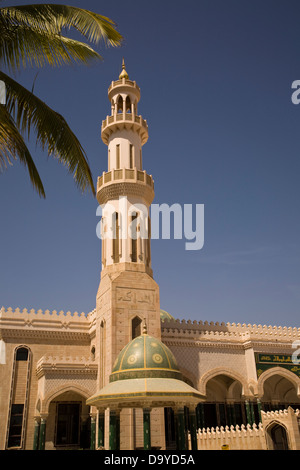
left=132, top=317, right=142, bottom=339
left=112, top=212, right=119, bottom=263
left=7, top=404, right=24, bottom=448
left=116, top=145, right=120, bottom=169
left=6, top=346, right=31, bottom=449
left=117, top=96, right=123, bottom=113
left=140, top=150, right=142, bottom=169
left=126, top=96, right=131, bottom=113
left=131, top=213, right=137, bottom=262
left=100, top=321, right=106, bottom=389
left=129, top=144, right=133, bottom=169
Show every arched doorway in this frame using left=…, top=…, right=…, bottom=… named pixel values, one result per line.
left=268, top=423, right=289, bottom=450
left=42, top=390, right=91, bottom=450
left=258, top=370, right=300, bottom=412
left=197, top=373, right=256, bottom=428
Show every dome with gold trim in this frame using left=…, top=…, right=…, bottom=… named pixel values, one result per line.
left=87, top=321, right=205, bottom=410
left=110, top=329, right=182, bottom=383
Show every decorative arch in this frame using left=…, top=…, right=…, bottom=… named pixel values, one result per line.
left=257, top=366, right=300, bottom=398
left=264, top=420, right=290, bottom=450
left=117, top=95, right=123, bottom=113
left=41, top=384, right=92, bottom=415
left=198, top=367, right=251, bottom=397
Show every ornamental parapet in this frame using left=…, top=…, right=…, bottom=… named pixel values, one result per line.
left=161, top=318, right=300, bottom=343
left=108, top=78, right=140, bottom=95
left=0, top=306, right=94, bottom=340
left=97, top=168, right=154, bottom=205
left=101, top=113, right=148, bottom=145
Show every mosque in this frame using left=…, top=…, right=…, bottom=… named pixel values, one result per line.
left=0, top=62, right=300, bottom=451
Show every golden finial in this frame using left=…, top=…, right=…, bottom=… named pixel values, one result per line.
left=142, top=318, right=147, bottom=335
left=119, top=58, right=129, bottom=80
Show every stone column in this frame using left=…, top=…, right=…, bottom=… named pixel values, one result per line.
left=109, top=409, right=120, bottom=450
left=189, top=408, right=197, bottom=450
left=116, top=410, right=121, bottom=450
left=257, top=398, right=262, bottom=423
left=143, top=408, right=151, bottom=450
left=98, top=409, right=105, bottom=448
left=245, top=400, right=252, bottom=425
left=33, top=418, right=40, bottom=450
left=175, top=407, right=186, bottom=451
left=38, top=416, right=47, bottom=450
left=90, top=415, right=96, bottom=450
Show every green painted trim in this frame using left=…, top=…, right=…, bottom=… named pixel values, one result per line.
left=176, top=408, right=186, bottom=451
left=143, top=409, right=151, bottom=450
left=189, top=409, right=197, bottom=450
left=38, top=419, right=46, bottom=451
left=98, top=412, right=105, bottom=448
left=90, top=417, right=96, bottom=450
left=33, top=420, right=40, bottom=450
left=110, top=368, right=183, bottom=382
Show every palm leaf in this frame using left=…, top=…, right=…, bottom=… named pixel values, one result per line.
left=0, top=22, right=105, bottom=71
left=0, top=104, right=45, bottom=197
left=0, top=4, right=122, bottom=71
left=0, top=70, right=95, bottom=196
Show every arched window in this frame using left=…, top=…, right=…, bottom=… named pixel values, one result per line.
left=132, top=316, right=142, bottom=339
left=16, top=347, right=29, bottom=361
left=116, top=144, right=120, bottom=169
left=117, top=96, right=123, bottom=113
left=129, top=144, right=134, bottom=169
left=130, top=213, right=138, bottom=262
left=126, top=96, right=131, bottom=113
left=112, top=212, right=120, bottom=263
left=6, top=346, right=31, bottom=449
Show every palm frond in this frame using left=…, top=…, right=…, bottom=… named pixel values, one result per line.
left=0, top=23, right=104, bottom=71
left=0, top=4, right=122, bottom=72
left=0, top=104, right=45, bottom=197
left=0, top=71, right=95, bottom=196
left=1, top=4, right=123, bottom=45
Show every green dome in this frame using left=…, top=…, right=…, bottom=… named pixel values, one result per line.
left=110, top=332, right=182, bottom=383
left=160, top=309, right=175, bottom=322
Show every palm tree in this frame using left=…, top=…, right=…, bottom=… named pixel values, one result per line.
left=0, top=3, right=122, bottom=197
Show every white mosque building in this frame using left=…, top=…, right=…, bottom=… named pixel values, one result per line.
left=0, top=62, right=300, bottom=451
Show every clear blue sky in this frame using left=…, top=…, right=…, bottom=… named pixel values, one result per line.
left=1, top=0, right=300, bottom=328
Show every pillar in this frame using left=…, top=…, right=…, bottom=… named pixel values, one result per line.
left=98, top=410, right=105, bottom=448
left=116, top=410, right=120, bottom=450
left=33, top=418, right=40, bottom=450
left=143, top=408, right=151, bottom=450
left=189, top=408, right=197, bottom=450
left=109, top=409, right=120, bottom=450
left=175, top=408, right=186, bottom=451
left=257, top=398, right=262, bottom=423
left=90, top=415, right=96, bottom=450
left=245, top=400, right=251, bottom=425
left=38, top=417, right=47, bottom=450
left=250, top=401, right=255, bottom=425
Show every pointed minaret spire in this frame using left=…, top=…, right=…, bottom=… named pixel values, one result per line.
left=119, top=58, right=129, bottom=80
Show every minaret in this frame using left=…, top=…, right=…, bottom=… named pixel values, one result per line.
left=97, top=59, right=154, bottom=274
left=95, top=62, right=161, bottom=390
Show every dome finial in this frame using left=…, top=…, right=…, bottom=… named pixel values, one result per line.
left=119, top=58, right=129, bottom=80
left=142, top=318, right=147, bottom=335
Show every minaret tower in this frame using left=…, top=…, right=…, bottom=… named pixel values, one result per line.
left=95, top=61, right=161, bottom=390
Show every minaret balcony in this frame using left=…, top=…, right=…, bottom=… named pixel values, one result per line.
left=101, top=113, right=149, bottom=145
left=97, top=168, right=154, bottom=205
